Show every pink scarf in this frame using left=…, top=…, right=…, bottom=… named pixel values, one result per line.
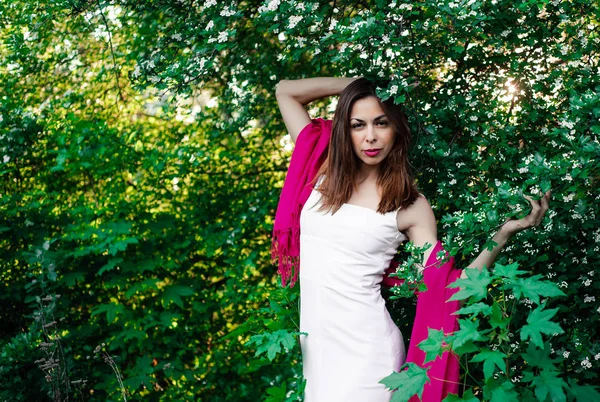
left=271, top=118, right=332, bottom=287
left=271, top=118, right=460, bottom=400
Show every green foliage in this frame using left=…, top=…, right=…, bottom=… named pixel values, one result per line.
left=417, top=328, right=446, bottom=364
left=1, top=0, right=599, bottom=400
left=379, top=362, right=430, bottom=402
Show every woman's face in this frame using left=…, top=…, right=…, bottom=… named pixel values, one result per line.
left=349, top=96, right=395, bottom=169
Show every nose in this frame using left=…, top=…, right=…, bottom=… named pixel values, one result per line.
left=365, top=124, right=377, bottom=143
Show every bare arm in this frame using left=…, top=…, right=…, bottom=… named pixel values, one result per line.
left=461, top=190, right=551, bottom=277
left=275, top=77, right=359, bottom=143
left=397, top=194, right=438, bottom=272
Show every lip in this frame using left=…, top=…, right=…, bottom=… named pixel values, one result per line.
left=363, top=148, right=382, bottom=157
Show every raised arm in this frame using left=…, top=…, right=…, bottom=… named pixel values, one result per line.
left=462, top=190, right=551, bottom=277
left=275, top=77, right=359, bottom=143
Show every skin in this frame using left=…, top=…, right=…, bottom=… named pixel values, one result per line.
left=275, top=77, right=552, bottom=274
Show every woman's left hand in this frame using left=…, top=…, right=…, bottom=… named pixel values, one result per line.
left=500, top=190, right=552, bottom=237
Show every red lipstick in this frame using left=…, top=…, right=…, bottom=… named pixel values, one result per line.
left=363, top=149, right=381, bottom=157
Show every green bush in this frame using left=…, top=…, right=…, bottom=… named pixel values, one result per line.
left=1, top=0, right=598, bottom=400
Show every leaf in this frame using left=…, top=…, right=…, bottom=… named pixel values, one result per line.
left=489, top=303, right=509, bottom=330
left=493, top=262, right=527, bottom=280
left=522, top=343, right=557, bottom=371
left=91, top=303, right=123, bottom=323
left=489, top=380, right=519, bottom=402
left=520, top=304, right=564, bottom=348
left=511, top=275, right=565, bottom=304
left=454, top=302, right=492, bottom=317
left=568, top=379, right=600, bottom=402
left=443, top=389, right=479, bottom=402
left=417, top=328, right=445, bottom=364
left=264, top=384, right=287, bottom=402
left=108, top=237, right=138, bottom=255
left=450, top=318, right=486, bottom=349
left=447, top=268, right=492, bottom=302
left=98, top=257, right=123, bottom=275
left=532, top=369, right=567, bottom=402
left=470, top=348, right=507, bottom=381
left=161, top=285, right=195, bottom=308
left=379, top=362, right=429, bottom=402
left=245, top=330, right=300, bottom=362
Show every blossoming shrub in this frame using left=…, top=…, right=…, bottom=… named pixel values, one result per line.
left=1, top=0, right=599, bottom=400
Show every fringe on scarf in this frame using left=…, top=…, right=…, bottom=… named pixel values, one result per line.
left=271, top=209, right=301, bottom=287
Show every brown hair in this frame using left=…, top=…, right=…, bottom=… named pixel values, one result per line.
left=314, top=78, right=420, bottom=214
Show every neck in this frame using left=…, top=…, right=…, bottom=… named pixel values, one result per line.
left=356, top=164, right=380, bottom=185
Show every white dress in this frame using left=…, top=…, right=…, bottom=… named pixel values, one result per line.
left=299, top=178, right=407, bottom=402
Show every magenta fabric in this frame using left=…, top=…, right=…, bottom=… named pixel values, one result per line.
left=271, top=118, right=332, bottom=287
left=272, top=118, right=461, bottom=400
left=406, top=240, right=461, bottom=401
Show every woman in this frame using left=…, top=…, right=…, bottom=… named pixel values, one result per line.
left=272, top=77, right=551, bottom=401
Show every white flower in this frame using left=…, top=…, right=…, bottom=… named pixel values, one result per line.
left=581, top=357, right=592, bottom=369
left=583, top=279, right=592, bottom=286
left=3, top=155, right=9, bottom=163
left=563, top=351, right=570, bottom=358
left=205, top=0, right=217, bottom=7
left=470, top=116, right=478, bottom=121
left=206, top=20, right=214, bottom=30
left=595, top=353, right=600, bottom=361
left=389, top=85, right=398, bottom=95
left=288, top=15, right=302, bottom=29
left=218, top=31, right=228, bottom=43
left=220, top=6, right=236, bottom=17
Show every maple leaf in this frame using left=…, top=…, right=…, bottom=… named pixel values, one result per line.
left=532, top=369, right=567, bottom=402
left=380, top=362, right=429, bottom=402
left=489, top=302, right=510, bottom=330
left=470, top=348, right=507, bottom=381
left=488, top=380, right=519, bottom=402
left=448, top=268, right=492, bottom=302
left=417, top=328, right=445, bottom=364
left=511, top=274, right=566, bottom=304
left=450, top=318, right=486, bottom=349
left=454, top=302, right=492, bottom=317
left=493, top=261, right=527, bottom=280
left=522, top=343, right=557, bottom=371
left=520, top=304, right=564, bottom=348
left=443, top=389, right=479, bottom=402
left=568, top=379, right=600, bottom=402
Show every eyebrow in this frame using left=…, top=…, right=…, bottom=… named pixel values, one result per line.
left=350, top=114, right=388, bottom=122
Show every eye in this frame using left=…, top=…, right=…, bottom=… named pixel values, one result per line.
left=351, top=122, right=363, bottom=129
left=376, top=120, right=389, bottom=126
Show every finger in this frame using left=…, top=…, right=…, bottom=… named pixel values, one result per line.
left=523, top=195, right=541, bottom=211
left=540, top=192, right=550, bottom=214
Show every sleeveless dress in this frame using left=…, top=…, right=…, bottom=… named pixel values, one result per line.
left=299, top=177, right=407, bottom=402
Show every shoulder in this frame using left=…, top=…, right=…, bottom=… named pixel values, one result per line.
left=396, top=193, right=436, bottom=234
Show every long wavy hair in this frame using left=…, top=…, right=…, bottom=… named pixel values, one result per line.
left=314, top=78, right=420, bottom=214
